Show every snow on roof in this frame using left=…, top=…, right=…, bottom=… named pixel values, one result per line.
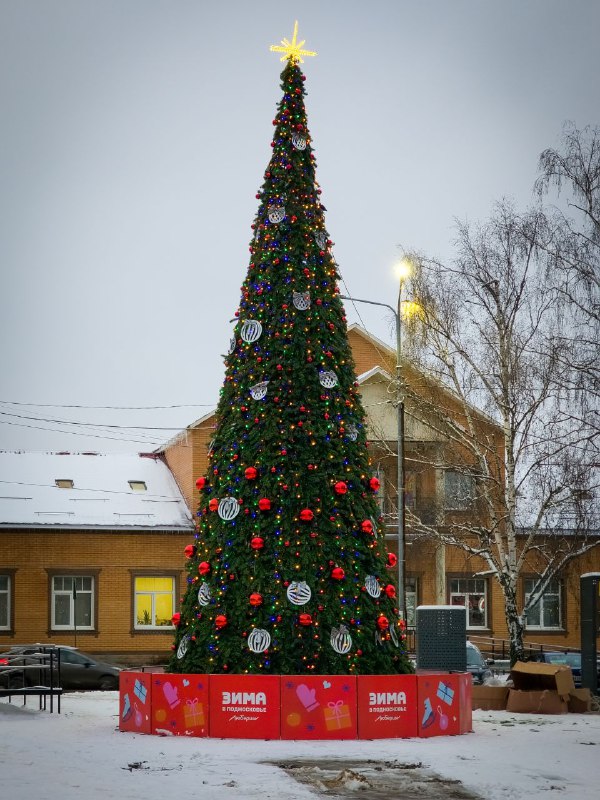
left=0, top=451, right=194, bottom=530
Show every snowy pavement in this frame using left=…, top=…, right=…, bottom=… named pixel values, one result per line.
left=1, top=692, right=599, bottom=799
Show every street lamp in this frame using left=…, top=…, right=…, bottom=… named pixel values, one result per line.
left=340, top=264, right=411, bottom=622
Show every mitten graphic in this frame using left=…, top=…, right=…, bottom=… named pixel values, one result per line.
left=163, top=681, right=180, bottom=708
left=296, top=683, right=319, bottom=711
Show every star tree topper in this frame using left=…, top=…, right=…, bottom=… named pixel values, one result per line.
left=270, top=21, right=317, bottom=64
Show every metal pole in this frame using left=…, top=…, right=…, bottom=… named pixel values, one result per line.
left=339, top=292, right=406, bottom=621
left=396, top=290, right=406, bottom=622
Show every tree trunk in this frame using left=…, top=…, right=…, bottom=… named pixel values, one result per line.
left=504, top=585, right=526, bottom=665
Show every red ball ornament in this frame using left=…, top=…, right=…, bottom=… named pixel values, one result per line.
left=215, top=615, right=228, bottom=629
left=334, top=481, right=348, bottom=495
left=245, top=467, right=258, bottom=480
left=299, top=613, right=312, bottom=626
left=258, top=497, right=271, bottom=511
left=369, top=477, right=381, bottom=492
left=331, top=567, right=345, bottom=580
left=195, top=477, right=207, bottom=490
left=171, top=612, right=181, bottom=626
left=249, top=593, right=263, bottom=607
left=377, top=615, right=390, bottom=631
left=250, top=536, right=264, bottom=550
left=198, top=561, right=211, bottom=575
left=299, top=508, right=314, bottom=522
left=384, top=584, right=396, bottom=598
left=361, top=519, right=374, bottom=534
left=184, top=544, right=197, bottom=559
left=386, top=552, right=398, bottom=568
left=208, top=498, right=219, bottom=512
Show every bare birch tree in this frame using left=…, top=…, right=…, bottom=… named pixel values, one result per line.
left=403, top=200, right=599, bottom=664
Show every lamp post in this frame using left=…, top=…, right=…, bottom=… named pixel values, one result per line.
left=340, top=270, right=409, bottom=621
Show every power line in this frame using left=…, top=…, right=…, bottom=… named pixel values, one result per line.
left=0, top=410, right=195, bottom=431
left=0, top=400, right=214, bottom=410
left=0, top=419, right=162, bottom=445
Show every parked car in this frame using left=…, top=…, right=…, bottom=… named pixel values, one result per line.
left=534, top=651, right=600, bottom=690
left=466, top=641, right=493, bottom=684
left=0, top=645, right=120, bottom=691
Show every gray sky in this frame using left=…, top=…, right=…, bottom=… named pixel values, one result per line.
left=1, top=0, right=598, bottom=454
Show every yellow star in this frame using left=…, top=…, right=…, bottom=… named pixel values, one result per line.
left=270, top=21, right=316, bottom=64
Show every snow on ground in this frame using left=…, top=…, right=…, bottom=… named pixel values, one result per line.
left=1, top=693, right=599, bottom=800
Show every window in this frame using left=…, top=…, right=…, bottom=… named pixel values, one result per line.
left=450, top=577, right=488, bottom=629
left=405, top=472, right=416, bottom=511
left=51, top=576, right=94, bottom=630
left=374, top=467, right=386, bottom=515
left=128, top=481, right=147, bottom=492
left=0, top=573, right=11, bottom=630
left=134, top=576, right=175, bottom=629
left=405, top=576, right=418, bottom=628
left=524, top=578, right=562, bottom=629
left=55, top=479, right=74, bottom=489
left=444, top=470, right=474, bottom=510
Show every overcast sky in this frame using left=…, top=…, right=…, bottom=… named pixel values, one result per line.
left=1, top=0, right=598, bottom=455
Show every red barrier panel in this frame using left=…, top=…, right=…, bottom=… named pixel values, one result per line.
left=281, top=675, right=357, bottom=740
left=416, top=672, right=472, bottom=737
left=119, top=671, right=152, bottom=734
left=357, top=674, right=418, bottom=739
left=118, top=670, right=471, bottom=739
left=151, top=673, right=209, bottom=737
left=209, top=674, right=281, bottom=739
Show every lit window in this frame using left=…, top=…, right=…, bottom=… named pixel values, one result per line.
left=450, top=577, right=487, bottom=629
left=524, top=578, right=562, bottom=629
left=0, top=574, right=10, bottom=630
left=134, top=576, right=175, bottom=629
left=444, top=471, right=474, bottom=510
left=51, top=575, right=94, bottom=630
left=55, top=479, right=74, bottom=489
left=128, top=481, right=147, bottom=492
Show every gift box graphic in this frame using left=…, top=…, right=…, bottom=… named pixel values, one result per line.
left=323, top=700, right=352, bottom=731
left=183, top=698, right=205, bottom=728
left=133, top=678, right=148, bottom=704
left=437, top=681, right=454, bottom=706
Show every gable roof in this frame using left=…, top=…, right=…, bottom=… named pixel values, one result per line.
left=0, top=451, right=194, bottom=530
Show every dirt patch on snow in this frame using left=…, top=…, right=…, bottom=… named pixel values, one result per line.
left=270, top=758, right=482, bottom=799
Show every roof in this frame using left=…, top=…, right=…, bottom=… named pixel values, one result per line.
left=0, top=451, right=194, bottom=530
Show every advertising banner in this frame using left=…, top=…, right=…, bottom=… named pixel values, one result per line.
left=357, top=674, right=418, bottom=739
left=209, top=674, right=281, bottom=739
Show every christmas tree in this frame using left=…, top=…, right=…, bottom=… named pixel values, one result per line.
left=170, top=24, right=412, bottom=676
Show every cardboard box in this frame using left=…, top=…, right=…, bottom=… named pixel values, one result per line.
left=356, top=675, right=418, bottom=739
left=510, top=661, right=575, bottom=701
left=506, top=688, right=568, bottom=714
left=568, top=688, right=592, bottom=714
left=281, top=675, right=357, bottom=740
left=471, top=685, right=509, bottom=711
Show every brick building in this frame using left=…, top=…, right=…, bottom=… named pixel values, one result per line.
left=1, top=325, right=597, bottom=663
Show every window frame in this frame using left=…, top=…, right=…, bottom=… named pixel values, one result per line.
left=130, top=570, right=179, bottom=634
left=405, top=574, right=419, bottom=629
left=523, top=575, right=564, bottom=632
left=45, top=569, right=100, bottom=635
left=0, top=569, right=16, bottom=634
left=448, top=574, right=489, bottom=630
left=444, top=470, right=475, bottom=511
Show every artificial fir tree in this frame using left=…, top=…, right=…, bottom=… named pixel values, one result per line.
left=170, top=26, right=412, bottom=676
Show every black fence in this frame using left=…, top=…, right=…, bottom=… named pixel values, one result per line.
left=0, top=646, right=63, bottom=713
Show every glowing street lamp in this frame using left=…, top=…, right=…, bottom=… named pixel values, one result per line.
left=340, top=259, right=413, bottom=622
